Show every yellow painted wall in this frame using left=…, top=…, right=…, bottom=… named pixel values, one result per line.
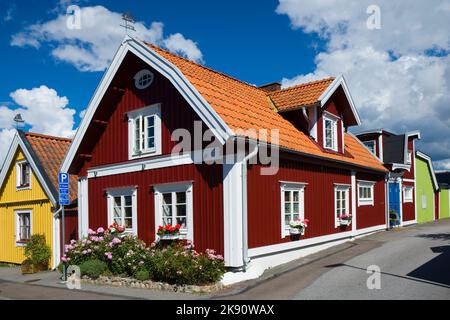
left=0, top=148, right=54, bottom=265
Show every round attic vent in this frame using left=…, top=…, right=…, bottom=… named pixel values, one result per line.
left=134, top=69, right=154, bottom=89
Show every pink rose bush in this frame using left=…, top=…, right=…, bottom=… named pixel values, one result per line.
left=61, top=224, right=225, bottom=285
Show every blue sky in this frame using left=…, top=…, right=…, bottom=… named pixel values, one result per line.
left=1, top=0, right=449, bottom=169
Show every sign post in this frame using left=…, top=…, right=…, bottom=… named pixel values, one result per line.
left=58, top=172, right=70, bottom=282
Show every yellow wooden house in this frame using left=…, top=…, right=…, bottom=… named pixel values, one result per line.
left=0, top=130, right=76, bottom=268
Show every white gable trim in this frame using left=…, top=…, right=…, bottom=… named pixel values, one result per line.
left=0, top=132, right=56, bottom=205
left=416, top=151, right=439, bottom=191
left=61, top=36, right=233, bottom=173
left=318, top=75, right=361, bottom=126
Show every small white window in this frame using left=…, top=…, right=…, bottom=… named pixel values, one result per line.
left=323, top=113, right=338, bottom=151
left=335, top=185, right=350, bottom=227
left=16, top=160, right=31, bottom=189
left=154, top=183, right=193, bottom=240
left=134, top=69, right=154, bottom=90
left=421, top=194, right=427, bottom=209
left=280, top=183, right=306, bottom=237
left=403, top=186, right=413, bottom=203
left=358, top=181, right=375, bottom=206
left=363, top=140, right=376, bottom=155
left=127, top=104, right=162, bottom=159
left=107, top=188, right=138, bottom=234
left=15, top=210, right=32, bottom=245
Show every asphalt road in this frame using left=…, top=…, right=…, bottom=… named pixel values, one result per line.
left=226, top=219, right=450, bottom=300
left=1, top=220, right=449, bottom=300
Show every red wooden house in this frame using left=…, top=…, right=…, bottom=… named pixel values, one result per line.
left=61, top=37, right=388, bottom=271
left=356, top=130, right=420, bottom=226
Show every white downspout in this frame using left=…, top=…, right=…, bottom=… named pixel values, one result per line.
left=241, top=144, right=258, bottom=269
left=52, top=206, right=63, bottom=269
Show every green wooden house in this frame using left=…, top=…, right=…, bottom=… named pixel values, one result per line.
left=415, top=151, right=439, bottom=223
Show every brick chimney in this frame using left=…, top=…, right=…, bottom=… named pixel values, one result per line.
left=258, top=82, right=281, bottom=92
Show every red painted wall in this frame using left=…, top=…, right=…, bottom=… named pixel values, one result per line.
left=402, top=181, right=415, bottom=222
left=355, top=172, right=386, bottom=229
left=74, top=52, right=206, bottom=176
left=86, top=164, right=224, bottom=254
left=60, top=209, right=78, bottom=251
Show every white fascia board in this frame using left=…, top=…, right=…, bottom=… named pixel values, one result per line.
left=318, top=75, right=361, bottom=126
left=406, top=130, right=421, bottom=140
left=391, top=163, right=411, bottom=171
left=416, top=151, right=439, bottom=191
left=61, top=36, right=233, bottom=173
left=0, top=132, right=57, bottom=205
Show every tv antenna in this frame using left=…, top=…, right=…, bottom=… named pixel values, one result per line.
left=13, top=113, right=25, bottom=129
left=121, top=12, right=136, bottom=36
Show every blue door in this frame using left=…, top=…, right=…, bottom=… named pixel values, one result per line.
left=389, top=182, right=401, bottom=226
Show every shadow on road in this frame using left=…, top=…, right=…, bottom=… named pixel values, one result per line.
left=325, top=260, right=450, bottom=289
left=407, top=245, right=450, bottom=286
left=416, top=233, right=450, bottom=241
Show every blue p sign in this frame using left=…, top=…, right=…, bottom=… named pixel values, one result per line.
left=59, top=173, right=69, bottom=185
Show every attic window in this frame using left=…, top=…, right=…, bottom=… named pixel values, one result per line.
left=134, top=69, right=154, bottom=90
left=363, top=140, right=376, bottom=155
left=323, top=113, right=338, bottom=151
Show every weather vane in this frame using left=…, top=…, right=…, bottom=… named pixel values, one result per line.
left=121, top=12, right=136, bottom=36
left=13, top=113, right=25, bottom=130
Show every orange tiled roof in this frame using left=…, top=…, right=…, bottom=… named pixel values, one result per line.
left=24, top=132, right=78, bottom=202
left=146, top=43, right=387, bottom=172
left=269, top=78, right=335, bottom=111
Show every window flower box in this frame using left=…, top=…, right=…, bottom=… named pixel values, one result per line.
left=157, top=224, right=181, bottom=241
left=289, top=218, right=309, bottom=236
left=338, top=214, right=352, bottom=226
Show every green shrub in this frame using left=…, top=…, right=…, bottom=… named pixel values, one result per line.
left=24, top=234, right=51, bottom=268
left=135, top=269, right=150, bottom=281
left=145, top=242, right=225, bottom=285
left=79, top=259, right=107, bottom=279
left=108, top=235, right=147, bottom=276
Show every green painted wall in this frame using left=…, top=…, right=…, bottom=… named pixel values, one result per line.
left=415, top=156, right=435, bottom=223
left=439, top=189, right=450, bottom=219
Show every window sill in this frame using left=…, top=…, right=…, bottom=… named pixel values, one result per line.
left=130, top=150, right=160, bottom=160
left=16, top=240, right=30, bottom=247
left=404, top=200, right=413, bottom=203
left=16, top=185, right=31, bottom=191
left=358, top=201, right=374, bottom=207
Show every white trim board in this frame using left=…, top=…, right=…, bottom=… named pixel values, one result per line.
left=61, top=36, right=233, bottom=174
left=318, top=75, right=361, bottom=126
left=0, top=132, right=56, bottom=205
left=248, top=224, right=386, bottom=258
left=87, top=153, right=193, bottom=178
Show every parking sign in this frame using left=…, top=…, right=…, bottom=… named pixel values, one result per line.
left=59, top=172, right=70, bottom=206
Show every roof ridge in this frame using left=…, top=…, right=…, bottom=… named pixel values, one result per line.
left=145, top=42, right=265, bottom=93
left=269, top=77, right=335, bottom=96
left=25, top=131, right=72, bottom=142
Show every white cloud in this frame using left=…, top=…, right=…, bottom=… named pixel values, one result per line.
left=276, top=0, right=450, bottom=165
left=434, top=159, right=450, bottom=171
left=11, top=6, right=203, bottom=72
left=0, top=86, right=77, bottom=166
left=163, top=33, right=204, bottom=64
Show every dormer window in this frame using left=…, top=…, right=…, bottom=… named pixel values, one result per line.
left=406, top=150, right=412, bottom=164
left=363, top=140, right=376, bottom=155
left=16, top=160, right=31, bottom=190
left=323, top=113, right=338, bottom=151
left=127, top=104, right=162, bottom=159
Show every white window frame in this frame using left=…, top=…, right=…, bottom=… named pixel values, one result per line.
left=16, top=160, right=31, bottom=190
left=358, top=180, right=375, bottom=206
left=334, top=185, right=350, bottom=228
left=421, top=194, right=427, bottom=209
left=280, top=182, right=306, bottom=238
left=107, top=187, right=138, bottom=235
left=406, top=150, right=412, bottom=164
left=363, top=140, right=376, bottom=155
left=127, top=103, right=162, bottom=160
left=323, top=112, right=338, bottom=151
left=403, top=186, right=414, bottom=203
left=154, top=182, right=193, bottom=241
left=15, top=210, right=32, bottom=246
